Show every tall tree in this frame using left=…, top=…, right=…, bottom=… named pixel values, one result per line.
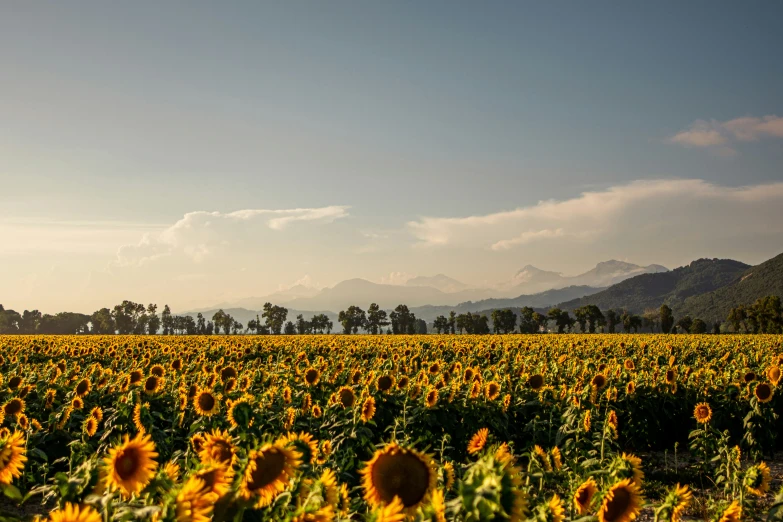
left=262, top=303, right=288, bottom=335
left=338, top=306, right=366, bottom=334
left=146, top=304, right=160, bottom=334
left=365, top=303, right=389, bottom=334
left=390, top=305, right=416, bottom=334
left=161, top=305, right=174, bottom=335
left=90, top=308, right=115, bottom=334
left=433, top=315, right=449, bottom=333
left=660, top=304, right=675, bottom=334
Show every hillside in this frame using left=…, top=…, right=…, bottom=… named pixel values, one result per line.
left=675, top=252, right=783, bottom=323
left=557, top=258, right=750, bottom=313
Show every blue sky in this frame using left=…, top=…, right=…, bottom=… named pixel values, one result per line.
left=2, top=2, right=782, bottom=312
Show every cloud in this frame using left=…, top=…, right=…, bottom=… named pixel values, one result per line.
left=406, top=179, right=783, bottom=254
left=378, top=271, right=414, bottom=285
left=114, top=206, right=349, bottom=267
left=491, top=228, right=565, bottom=251
left=668, top=115, right=783, bottom=154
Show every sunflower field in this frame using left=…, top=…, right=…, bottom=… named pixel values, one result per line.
left=0, top=334, right=782, bottom=522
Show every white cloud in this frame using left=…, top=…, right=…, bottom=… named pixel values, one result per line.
left=114, top=206, right=349, bottom=267
left=668, top=115, right=783, bottom=153
left=406, top=179, right=783, bottom=255
left=378, top=271, right=414, bottom=285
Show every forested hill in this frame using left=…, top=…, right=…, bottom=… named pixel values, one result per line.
left=557, top=258, right=751, bottom=313
left=674, top=252, right=783, bottom=323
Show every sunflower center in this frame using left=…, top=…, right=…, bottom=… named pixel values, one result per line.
left=603, top=488, right=631, bottom=521
left=378, top=376, right=393, bottom=391
left=198, top=393, right=216, bottom=411
left=211, top=441, right=234, bottom=464
left=305, top=369, right=319, bottom=383
left=339, top=390, right=355, bottom=408
left=371, top=452, right=430, bottom=507
left=756, top=384, right=772, bottom=400
left=247, top=450, right=287, bottom=491
left=115, top=448, right=140, bottom=480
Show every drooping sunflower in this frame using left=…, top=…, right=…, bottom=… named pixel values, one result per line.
left=597, top=478, right=642, bottom=522
left=280, top=432, right=319, bottom=465
left=694, top=402, right=712, bottom=424
left=573, top=478, right=598, bottom=515
left=443, top=461, right=455, bottom=490
left=551, top=446, right=563, bottom=470
left=754, top=382, right=774, bottom=403
left=194, top=389, right=219, bottom=417
left=745, top=461, right=771, bottom=497
left=717, top=500, right=741, bottom=522
left=0, top=431, right=27, bottom=485
left=48, top=502, right=102, bottom=522
left=361, top=396, right=376, bottom=423
left=424, top=387, right=439, bottom=408
left=467, top=428, right=489, bottom=455
left=102, top=433, right=159, bottom=497
left=546, top=494, right=565, bottom=522
left=767, top=365, right=781, bottom=386
left=239, top=443, right=302, bottom=508
left=661, top=483, right=692, bottom=522
left=175, top=476, right=215, bottom=522
left=485, top=381, right=501, bottom=401
left=361, top=443, right=436, bottom=512
left=198, top=429, right=237, bottom=466
left=194, top=463, right=235, bottom=499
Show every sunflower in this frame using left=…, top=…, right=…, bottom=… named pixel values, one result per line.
left=598, top=479, right=642, bottom=522
left=551, top=447, right=563, bottom=470
left=199, top=429, right=236, bottom=466
left=72, top=397, right=84, bottom=410
left=443, top=461, right=455, bottom=490
left=90, top=406, right=104, bottom=422
left=48, top=503, right=102, bottom=522
left=624, top=359, right=635, bottom=371
left=175, top=476, right=215, bottom=522
left=592, top=374, right=607, bottom=389
left=371, top=496, right=406, bottom=522
left=626, top=382, right=636, bottom=395
left=665, top=369, right=676, bottom=384
left=102, top=433, right=159, bottom=497
left=546, top=494, right=565, bottom=522
left=660, top=483, right=692, bottom=522
left=583, top=410, right=591, bottom=432
left=3, top=398, right=25, bottom=418
left=718, top=500, right=741, bottom=522
left=527, top=374, right=545, bottom=390
left=143, top=375, right=163, bottom=395
left=361, top=396, right=376, bottom=423
left=337, top=387, right=356, bottom=408
left=754, top=382, right=773, bottom=403
left=312, top=405, right=323, bottom=419
left=304, top=368, right=320, bottom=386
left=694, top=402, right=712, bottom=424
left=133, top=402, right=145, bottom=434
left=573, top=478, right=598, bottom=515
left=424, top=387, right=439, bottom=408
left=281, top=432, right=319, bottom=465
left=75, top=378, right=91, bottom=397
left=485, top=381, right=501, bottom=401
left=194, top=389, right=219, bottom=417
left=431, top=488, right=447, bottom=522
left=195, top=463, right=235, bottom=498
left=163, top=460, right=181, bottom=481
left=745, top=461, right=771, bottom=497
left=377, top=375, right=394, bottom=393
left=239, top=443, right=302, bottom=508
left=616, top=453, right=645, bottom=487
left=0, top=431, right=27, bottom=485
left=361, top=443, right=436, bottom=511
left=129, top=369, right=143, bottom=386
left=467, top=428, right=489, bottom=455
left=767, top=365, right=781, bottom=386
left=84, top=417, right=98, bottom=437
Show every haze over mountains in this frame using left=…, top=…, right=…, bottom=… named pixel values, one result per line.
left=191, top=260, right=667, bottom=317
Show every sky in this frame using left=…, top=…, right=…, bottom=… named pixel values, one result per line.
left=2, top=2, right=782, bottom=313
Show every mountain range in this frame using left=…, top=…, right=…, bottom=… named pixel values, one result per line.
left=193, top=260, right=667, bottom=313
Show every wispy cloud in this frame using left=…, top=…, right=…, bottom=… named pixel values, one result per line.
left=668, top=115, right=783, bottom=154
left=407, top=179, right=783, bottom=254
left=114, top=206, right=350, bottom=267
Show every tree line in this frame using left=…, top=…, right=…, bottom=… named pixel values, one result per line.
left=1, top=296, right=779, bottom=335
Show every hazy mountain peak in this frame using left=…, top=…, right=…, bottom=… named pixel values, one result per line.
left=406, top=274, right=469, bottom=293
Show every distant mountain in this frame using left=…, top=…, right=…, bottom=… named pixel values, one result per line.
left=675, top=252, right=783, bottom=323
left=195, top=284, right=321, bottom=311
left=558, top=258, right=750, bottom=313
left=283, top=278, right=496, bottom=311
left=405, top=274, right=470, bottom=293
left=410, top=285, right=604, bottom=323
left=503, top=260, right=668, bottom=295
